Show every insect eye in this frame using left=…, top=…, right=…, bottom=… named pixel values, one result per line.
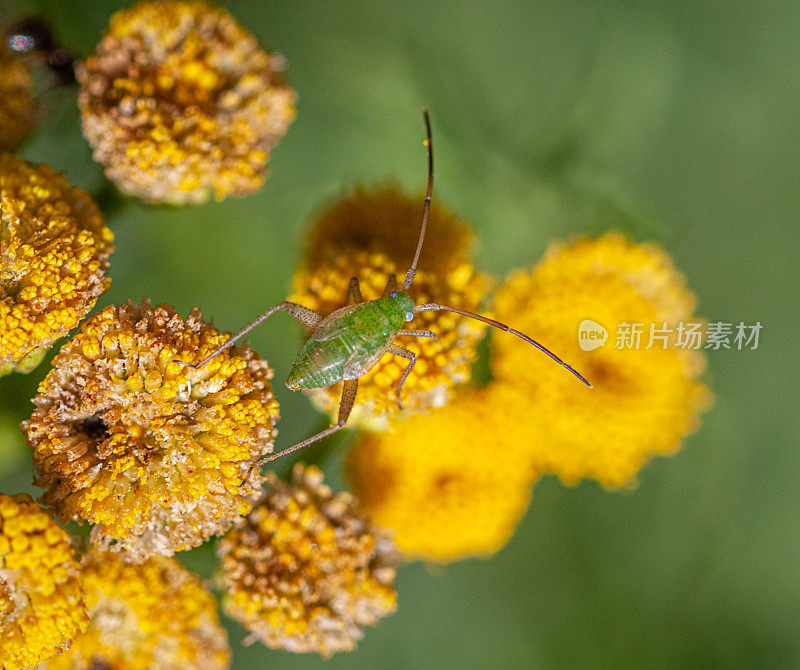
left=389, top=291, right=398, bottom=298
left=405, top=311, right=414, bottom=322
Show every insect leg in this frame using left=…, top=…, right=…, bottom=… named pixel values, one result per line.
left=387, top=343, right=416, bottom=409
left=281, top=302, right=323, bottom=327
left=337, top=377, right=359, bottom=424
left=382, top=273, right=398, bottom=296
left=345, top=276, right=363, bottom=304
left=241, top=379, right=358, bottom=483
left=176, top=301, right=321, bottom=370
left=396, top=329, right=438, bottom=340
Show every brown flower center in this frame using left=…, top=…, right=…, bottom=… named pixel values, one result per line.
left=585, top=357, right=637, bottom=393
left=80, top=412, right=110, bottom=443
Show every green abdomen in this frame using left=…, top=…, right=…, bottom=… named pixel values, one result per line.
left=286, top=336, right=352, bottom=389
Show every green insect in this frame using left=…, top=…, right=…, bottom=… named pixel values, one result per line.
left=178, top=111, right=591, bottom=475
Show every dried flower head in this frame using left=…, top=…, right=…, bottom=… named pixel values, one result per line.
left=491, top=233, right=712, bottom=488
left=291, top=187, right=491, bottom=428
left=77, top=0, right=296, bottom=204
left=218, top=464, right=398, bottom=658
left=42, top=549, right=230, bottom=670
left=0, top=47, right=37, bottom=152
left=0, top=493, right=87, bottom=669
left=346, top=383, right=539, bottom=562
left=0, top=155, right=114, bottom=377
left=22, top=299, right=280, bottom=562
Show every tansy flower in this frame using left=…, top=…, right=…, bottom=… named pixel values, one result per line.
left=41, top=549, right=230, bottom=670
left=302, top=185, right=477, bottom=274
left=0, top=493, right=87, bottom=669
left=491, top=233, right=712, bottom=488
left=22, top=299, right=280, bottom=562
left=218, top=464, right=398, bottom=658
left=0, top=155, right=114, bottom=377
left=77, top=0, right=296, bottom=204
left=0, top=47, right=37, bottom=152
left=290, top=187, right=491, bottom=428
left=346, top=383, right=539, bottom=562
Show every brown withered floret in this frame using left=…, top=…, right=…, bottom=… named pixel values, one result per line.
left=77, top=0, right=296, bottom=204
left=218, top=464, right=398, bottom=658
left=22, top=299, right=280, bottom=562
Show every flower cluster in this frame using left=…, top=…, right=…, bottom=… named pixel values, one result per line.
left=0, top=155, right=114, bottom=376
left=347, top=383, right=539, bottom=562
left=218, top=464, right=398, bottom=658
left=0, top=493, right=87, bottom=669
left=0, top=0, right=718, bottom=660
left=77, top=0, right=296, bottom=204
left=290, top=186, right=491, bottom=427
left=22, top=299, right=280, bottom=561
left=0, top=46, right=36, bottom=152
left=42, top=549, right=230, bottom=670
left=491, top=233, right=712, bottom=488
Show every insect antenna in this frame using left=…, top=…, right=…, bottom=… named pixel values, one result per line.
left=414, top=303, right=593, bottom=387
left=402, top=109, right=434, bottom=291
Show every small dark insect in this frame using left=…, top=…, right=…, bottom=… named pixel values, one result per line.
left=6, top=17, right=76, bottom=85
left=178, top=111, right=591, bottom=477
left=79, top=412, right=110, bottom=443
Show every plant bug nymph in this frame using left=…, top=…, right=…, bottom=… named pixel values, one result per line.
left=177, top=111, right=591, bottom=479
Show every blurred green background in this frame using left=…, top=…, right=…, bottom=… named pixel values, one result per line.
left=1, top=0, right=798, bottom=667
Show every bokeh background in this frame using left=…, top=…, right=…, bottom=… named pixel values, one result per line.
left=1, top=0, right=798, bottom=667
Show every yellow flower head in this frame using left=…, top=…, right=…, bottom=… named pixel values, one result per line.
left=0, top=493, right=87, bottom=669
left=491, top=233, right=712, bottom=488
left=302, top=185, right=477, bottom=274
left=346, top=383, right=539, bottom=562
left=22, top=299, right=280, bottom=562
left=218, top=464, right=398, bottom=658
left=0, top=47, right=37, bottom=152
left=0, top=155, right=114, bottom=377
left=42, top=549, right=230, bottom=670
left=77, top=0, right=296, bottom=204
left=291, top=187, right=491, bottom=428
